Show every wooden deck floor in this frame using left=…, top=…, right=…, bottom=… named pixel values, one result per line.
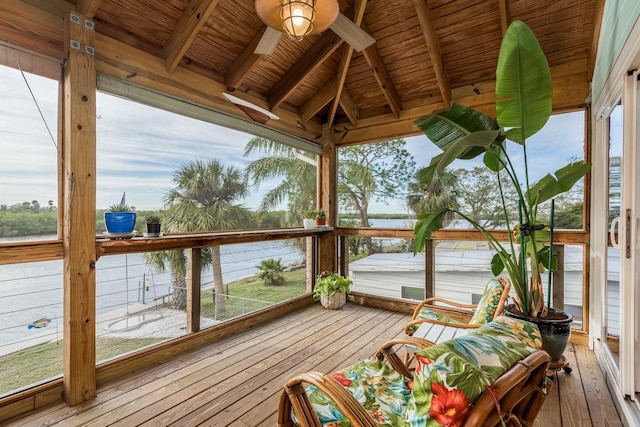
left=3, top=304, right=622, bottom=426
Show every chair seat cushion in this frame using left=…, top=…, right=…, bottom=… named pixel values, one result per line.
left=301, top=358, right=411, bottom=426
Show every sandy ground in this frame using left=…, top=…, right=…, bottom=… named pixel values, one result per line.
left=96, top=306, right=220, bottom=339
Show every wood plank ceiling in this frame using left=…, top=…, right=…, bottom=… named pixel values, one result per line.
left=7, top=0, right=603, bottom=145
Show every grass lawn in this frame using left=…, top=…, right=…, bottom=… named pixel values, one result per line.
left=200, top=267, right=307, bottom=319
left=0, top=337, right=163, bottom=395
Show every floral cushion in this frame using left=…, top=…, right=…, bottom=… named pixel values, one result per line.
left=405, top=316, right=543, bottom=426
left=300, top=358, right=411, bottom=426
left=297, top=317, right=542, bottom=426
left=468, top=278, right=506, bottom=325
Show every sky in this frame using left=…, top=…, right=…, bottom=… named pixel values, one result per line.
left=1, top=65, right=587, bottom=214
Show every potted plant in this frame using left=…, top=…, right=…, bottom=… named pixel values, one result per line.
left=313, top=272, right=354, bottom=309
left=104, top=193, right=136, bottom=234
left=315, top=209, right=326, bottom=226
left=412, top=21, right=591, bottom=362
left=302, top=209, right=317, bottom=229
left=144, top=215, right=162, bottom=237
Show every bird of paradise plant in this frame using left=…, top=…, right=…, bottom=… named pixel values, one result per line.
left=412, top=21, right=591, bottom=319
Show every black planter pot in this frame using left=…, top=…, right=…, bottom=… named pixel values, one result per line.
left=145, top=223, right=161, bottom=237
left=504, top=305, right=573, bottom=363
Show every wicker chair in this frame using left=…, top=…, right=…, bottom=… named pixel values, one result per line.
left=278, top=317, right=550, bottom=427
left=404, top=276, right=511, bottom=336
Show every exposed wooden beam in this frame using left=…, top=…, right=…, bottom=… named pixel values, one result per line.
left=328, top=43, right=355, bottom=125
left=588, top=0, right=605, bottom=81
left=268, top=31, right=343, bottom=108
left=164, top=0, right=221, bottom=73
left=334, top=61, right=590, bottom=145
left=0, top=0, right=65, bottom=61
left=301, top=79, right=337, bottom=123
left=339, top=89, right=359, bottom=126
left=361, top=23, right=402, bottom=118
left=328, top=0, right=368, bottom=125
left=225, top=26, right=267, bottom=90
left=17, top=0, right=74, bottom=18
left=75, top=0, right=102, bottom=18
left=63, top=9, right=97, bottom=406
left=498, top=0, right=510, bottom=35
left=413, top=0, right=450, bottom=107
left=96, top=33, right=322, bottom=140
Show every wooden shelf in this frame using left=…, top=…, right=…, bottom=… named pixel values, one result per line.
left=96, top=227, right=334, bottom=258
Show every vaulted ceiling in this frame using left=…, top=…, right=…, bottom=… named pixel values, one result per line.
left=3, top=0, right=603, bottom=145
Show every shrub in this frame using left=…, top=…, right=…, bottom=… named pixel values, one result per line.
left=257, top=258, right=286, bottom=286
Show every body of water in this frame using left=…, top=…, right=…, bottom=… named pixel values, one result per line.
left=0, top=238, right=303, bottom=347
left=0, top=219, right=412, bottom=347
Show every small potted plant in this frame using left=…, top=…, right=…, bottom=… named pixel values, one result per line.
left=104, top=193, right=136, bottom=234
left=302, top=209, right=317, bottom=229
left=315, top=209, right=326, bottom=226
left=313, top=272, right=354, bottom=309
left=144, top=215, right=162, bottom=237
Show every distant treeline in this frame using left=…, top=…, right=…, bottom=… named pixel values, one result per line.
left=339, top=213, right=411, bottom=219
left=0, top=201, right=410, bottom=238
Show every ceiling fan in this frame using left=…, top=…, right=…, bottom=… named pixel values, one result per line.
left=254, top=0, right=375, bottom=55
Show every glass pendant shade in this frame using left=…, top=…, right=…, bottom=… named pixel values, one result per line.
left=280, top=0, right=316, bottom=40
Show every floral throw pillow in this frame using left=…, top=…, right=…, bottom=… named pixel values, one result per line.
left=299, top=358, right=411, bottom=426
left=405, top=316, right=543, bottom=426
left=468, top=278, right=505, bottom=325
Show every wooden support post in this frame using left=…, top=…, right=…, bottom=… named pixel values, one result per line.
left=62, top=10, right=97, bottom=406
left=318, top=124, right=337, bottom=273
left=305, top=237, right=314, bottom=292
left=552, top=244, right=565, bottom=309
left=339, top=235, right=348, bottom=276
left=187, top=248, right=201, bottom=333
left=425, top=239, right=435, bottom=300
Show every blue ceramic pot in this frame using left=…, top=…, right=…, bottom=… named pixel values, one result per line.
left=104, top=212, right=136, bottom=233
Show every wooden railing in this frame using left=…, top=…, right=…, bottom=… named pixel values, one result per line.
left=335, top=226, right=590, bottom=333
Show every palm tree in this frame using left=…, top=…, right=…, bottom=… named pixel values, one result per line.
left=407, top=167, right=460, bottom=225
left=244, top=137, right=317, bottom=226
left=244, top=137, right=317, bottom=290
left=148, top=159, right=251, bottom=315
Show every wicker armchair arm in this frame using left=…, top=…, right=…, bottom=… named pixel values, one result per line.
left=374, top=337, right=435, bottom=378
left=464, top=350, right=550, bottom=426
left=412, top=297, right=477, bottom=319
left=278, top=371, right=377, bottom=427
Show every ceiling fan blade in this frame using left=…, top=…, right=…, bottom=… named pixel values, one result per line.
left=255, top=26, right=282, bottom=55
left=329, top=13, right=375, bottom=52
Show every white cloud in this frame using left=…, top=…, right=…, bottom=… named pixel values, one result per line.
left=0, top=65, right=588, bottom=216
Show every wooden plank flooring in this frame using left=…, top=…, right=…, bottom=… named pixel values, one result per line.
left=2, top=304, right=622, bottom=426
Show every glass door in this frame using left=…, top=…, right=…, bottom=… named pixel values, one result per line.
left=606, top=103, right=622, bottom=369
left=605, top=71, right=640, bottom=403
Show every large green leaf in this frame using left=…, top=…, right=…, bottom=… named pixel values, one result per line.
left=417, top=130, right=502, bottom=189
left=526, top=161, right=591, bottom=206
left=413, top=208, right=450, bottom=253
left=437, top=130, right=502, bottom=170
left=415, top=103, right=500, bottom=159
left=496, top=21, right=552, bottom=144
left=415, top=153, right=444, bottom=191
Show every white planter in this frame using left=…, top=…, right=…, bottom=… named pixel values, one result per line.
left=303, top=219, right=316, bottom=229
